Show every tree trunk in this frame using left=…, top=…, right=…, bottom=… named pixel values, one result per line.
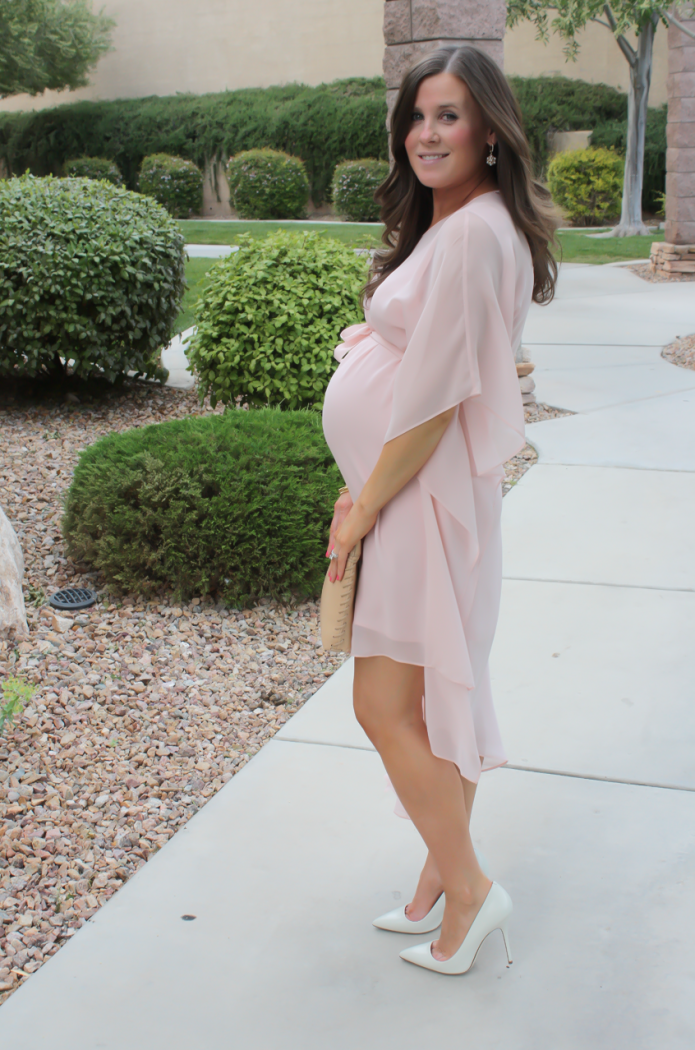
left=612, top=18, right=656, bottom=237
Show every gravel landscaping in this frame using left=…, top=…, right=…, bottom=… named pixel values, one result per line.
left=0, top=380, right=562, bottom=1002
left=662, top=333, right=695, bottom=372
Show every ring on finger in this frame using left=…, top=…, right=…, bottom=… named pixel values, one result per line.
left=329, top=550, right=339, bottom=560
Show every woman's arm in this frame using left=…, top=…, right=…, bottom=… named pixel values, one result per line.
left=327, top=404, right=456, bottom=582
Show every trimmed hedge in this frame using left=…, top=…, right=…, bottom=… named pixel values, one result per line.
left=548, top=147, right=624, bottom=226
left=227, top=148, right=309, bottom=219
left=0, top=76, right=665, bottom=211
left=332, top=159, right=389, bottom=221
left=62, top=408, right=343, bottom=606
left=188, top=231, right=368, bottom=411
left=0, top=174, right=185, bottom=383
left=63, top=156, right=122, bottom=185
left=589, top=105, right=666, bottom=212
left=138, top=153, right=203, bottom=217
left=0, top=78, right=388, bottom=206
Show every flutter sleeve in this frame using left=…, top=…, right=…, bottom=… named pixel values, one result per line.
left=383, top=209, right=526, bottom=477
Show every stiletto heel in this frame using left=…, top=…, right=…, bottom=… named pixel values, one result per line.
left=372, top=849, right=491, bottom=934
left=500, top=921, right=513, bottom=964
left=399, top=881, right=513, bottom=975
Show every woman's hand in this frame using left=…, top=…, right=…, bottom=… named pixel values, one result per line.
left=326, top=494, right=377, bottom=583
left=326, top=492, right=353, bottom=561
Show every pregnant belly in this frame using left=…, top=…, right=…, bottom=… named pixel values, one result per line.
left=322, top=341, right=399, bottom=498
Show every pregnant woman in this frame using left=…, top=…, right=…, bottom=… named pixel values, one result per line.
left=321, top=45, right=557, bottom=975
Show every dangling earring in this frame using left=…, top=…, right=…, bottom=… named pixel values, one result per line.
left=486, top=142, right=497, bottom=167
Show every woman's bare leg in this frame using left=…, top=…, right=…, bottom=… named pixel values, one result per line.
left=408, top=777, right=478, bottom=921
left=353, top=655, right=491, bottom=961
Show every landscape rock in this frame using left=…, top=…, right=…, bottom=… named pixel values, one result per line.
left=0, top=506, right=29, bottom=640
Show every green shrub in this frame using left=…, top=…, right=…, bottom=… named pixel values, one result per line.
left=62, top=409, right=343, bottom=606
left=138, top=153, right=203, bottom=218
left=590, top=105, right=666, bottom=212
left=509, top=75, right=627, bottom=177
left=332, top=159, right=389, bottom=221
left=227, top=149, right=309, bottom=219
left=188, top=231, right=368, bottom=410
left=548, top=147, right=624, bottom=226
left=0, top=78, right=388, bottom=206
left=63, top=156, right=123, bottom=185
left=0, top=174, right=185, bottom=382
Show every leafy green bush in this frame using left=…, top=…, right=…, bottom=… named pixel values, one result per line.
left=188, top=231, right=368, bottom=410
left=138, top=153, right=203, bottom=217
left=62, top=409, right=343, bottom=606
left=590, top=105, right=666, bottom=211
left=0, top=174, right=185, bottom=382
left=63, top=156, right=122, bottom=185
left=0, top=78, right=388, bottom=206
left=332, top=159, right=389, bottom=221
left=227, top=149, right=309, bottom=219
left=548, top=147, right=624, bottom=226
left=509, top=75, right=626, bottom=177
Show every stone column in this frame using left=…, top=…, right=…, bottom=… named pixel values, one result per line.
left=665, top=11, right=695, bottom=245
left=383, top=1, right=506, bottom=118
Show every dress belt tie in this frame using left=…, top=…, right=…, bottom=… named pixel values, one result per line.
left=334, top=322, right=402, bottom=363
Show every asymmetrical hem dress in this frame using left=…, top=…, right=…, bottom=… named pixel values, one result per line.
left=322, top=191, right=534, bottom=816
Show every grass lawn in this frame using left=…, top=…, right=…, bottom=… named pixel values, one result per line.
left=176, top=257, right=219, bottom=332
left=556, top=229, right=663, bottom=265
left=175, top=224, right=664, bottom=332
left=178, top=219, right=383, bottom=249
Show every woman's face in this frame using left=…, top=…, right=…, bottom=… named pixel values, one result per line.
left=404, top=72, right=495, bottom=191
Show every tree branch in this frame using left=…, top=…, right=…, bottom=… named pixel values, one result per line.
left=663, top=9, right=695, bottom=41
left=589, top=17, right=613, bottom=29
left=603, top=4, right=637, bottom=65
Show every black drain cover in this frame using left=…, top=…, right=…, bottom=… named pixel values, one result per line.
left=48, top=587, right=98, bottom=611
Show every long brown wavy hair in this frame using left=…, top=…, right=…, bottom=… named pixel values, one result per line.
left=365, top=45, right=558, bottom=305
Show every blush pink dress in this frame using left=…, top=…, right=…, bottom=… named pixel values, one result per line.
left=322, top=191, right=534, bottom=809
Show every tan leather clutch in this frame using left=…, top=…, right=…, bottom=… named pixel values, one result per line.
left=320, top=538, right=362, bottom=653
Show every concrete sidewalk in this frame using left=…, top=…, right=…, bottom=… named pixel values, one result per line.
left=1, top=265, right=694, bottom=1048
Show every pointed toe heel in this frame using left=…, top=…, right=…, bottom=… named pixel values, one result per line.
left=372, top=849, right=491, bottom=934
left=399, top=881, right=513, bottom=975
left=373, top=892, right=445, bottom=934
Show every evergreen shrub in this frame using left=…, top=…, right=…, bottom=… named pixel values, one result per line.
left=589, top=105, right=666, bottom=211
left=138, top=153, right=203, bottom=217
left=188, top=231, right=368, bottom=410
left=0, top=174, right=185, bottom=383
left=548, top=147, right=624, bottom=226
left=227, top=149, right=309, bottom=219
left=63, top=156, right=122, bottom=185
left=0, top=75, right=664, bottom=211
left=62, top=408, right=343, bottom=606
left=0, top=78, right=388, bottom=205
left=332, top=159, right=389, bottom=221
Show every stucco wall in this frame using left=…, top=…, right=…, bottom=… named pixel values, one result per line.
left=0, top=0, right=668, bottom=114
left=0, top=0, right=386, bottom=112
left=505, top=20, right=668, bottom=106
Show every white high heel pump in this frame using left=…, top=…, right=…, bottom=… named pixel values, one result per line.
left=372, top=850, right=491, bottom=935
left=399, top=881, right=513, bottom=974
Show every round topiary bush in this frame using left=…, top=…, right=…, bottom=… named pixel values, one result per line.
left=226, top=149, right=310, bottom=220
left=547, top=147, right=624, bottom=226
left=63, top=156, right=123, bottom=186
left=138, top=153, right=203, bottom=218
left=187, top=230, right=368, bottom=410
left=0, top=174, right=186, bottom=383
left=62, top=408, right=343, bottom=606
left=331, top=159, right=389, bottom=221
